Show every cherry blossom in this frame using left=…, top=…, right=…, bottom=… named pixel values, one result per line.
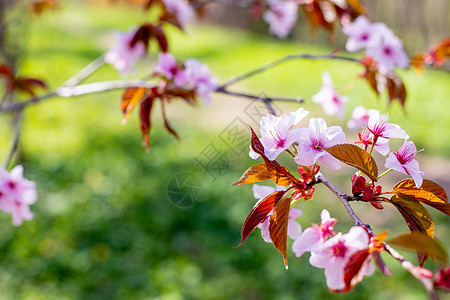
left=294, top=118, right=346, bottom=170
left=184, top=59, right=218, bottom=105
left=347, top=106, right=382, bottom=130
left=312, top=72, right=348, bottom=118
left=105, top=29, right=146, bottom=75
left=385, top=140, right=425, bottom=188
left=153, top=53, right=189, bottom=87
left=365, top=24, right=409, bottom=75
left=356, top=128, right=390, bottom=156
left=162, top=0, right=194, bottom=27
left=263, top=0, right=298, bottom=39
left=367, top=111, right=409, bottom=141
left=250, top=108, right=309, bottom=161
left=252, top=184, right=302, bottom=242
left=342, top=16, right=378, bottom=52
left=0, top=165, right=37, bottom=226
left=309, top=226, right=372, bottom=290
left=292, top=209, right=336, bottom=258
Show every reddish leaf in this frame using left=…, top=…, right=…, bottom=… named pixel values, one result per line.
left=343, top=249, right=371, bottom=292
left=249, top=126, right=296, bottom=186
left=411, top=53, right=425, bottom=73
left=14, top=77, right=47, bottom=96
left=385, top=72, right=407, bottom=107
left=131, top=24, right=152, bottom=49
left=389, top=194, right=434, bottom=265
left=139, top=96, right=155, bottom=150
left=160, top=97, right=179, bottom=140
left=229, top=163, right=272, bottom=186
left=373, top=252, right=392, bottom=276
left=388, top=232, right=448, bottom=265
left=430, top=38, right=450, bottom=68
left=159, top=12, right=183, bottom=31
left=237, top=190, right=286, bottom=247
left=0, top=64, right=13, bottom=76
left=324, top=143, right=378, bottom=181
left=393, top=179, right=450, bottom=216
left=149, top=24, right=169, bottom=52
left=434, top=265, right=450, bottom=292
left=269, top=197, right=291, bottom=269
left=121, top=87, right=147, bottom=123
left=30, top=0, right=60, bottom=14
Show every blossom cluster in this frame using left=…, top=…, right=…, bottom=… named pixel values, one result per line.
left=153, top=53, right=218, bottom=105
left=343, top=16, right=409, bottom=74
left=0, top=165, right=37, bottom=226
left=263, top=0, right=298, bottom=39
left=250, top=107, right=424, bottom=187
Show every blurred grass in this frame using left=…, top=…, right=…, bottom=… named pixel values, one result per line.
left=0, top=2, right=448, bottom=299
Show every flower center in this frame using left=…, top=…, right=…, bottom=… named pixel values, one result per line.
left=7, top=181, right=16, bottom=190
left=331, top=240, right=347, bottom=258
left=360, top=32, right=369, bottom=41
left=395, top=148, right=415, bottom=165
left=383, top=46, right=392, bottom=56
left=370, top=121, right=387, bottom=137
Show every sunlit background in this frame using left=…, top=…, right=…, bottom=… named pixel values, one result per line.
left=0, top=1, right=449, bottom=299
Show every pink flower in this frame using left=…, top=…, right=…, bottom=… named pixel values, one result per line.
left=0, top=165, right=37, bottom=226
left=356, top=128, right=390, bottom=156
left=309, top=226, right=372, bottom=290
left=385, top=140, right=425, bottom=188
left=263, top=0, right=298, bottom=38
left=162, top=0, right=194, bottom=27
left=153, top=53, right=189, bottom=87
left=105, top=29, right=146, bottom=75
left=184, top=59, right=217, bottom=105
left=292, top=209, right=336, bottom=257
left=294, top=118, right=346, bottom=170
left=342, top=16, right=378, bottom=52
left=367, top=111, right=409, bottom=141
left=365, top=24, right=409, bottom=75
left=347, top=106, right=382, bottom=130
left=250, top=108, right=309, bottom=161
left=252, top=184, right=302, bottom=242
left=312, top=72, right=348, bottom=118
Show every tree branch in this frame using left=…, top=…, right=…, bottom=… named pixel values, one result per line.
left=3, top=109, right=23, bottom=168
left=220, top=53, right=361, bottom=88
left=0, top=79, right=158, bottom=112
left=62, top=54, right=105, bottom=87
left=384, top=244, right=439, bottom=300
left=215, top=87, right=304, bottom=103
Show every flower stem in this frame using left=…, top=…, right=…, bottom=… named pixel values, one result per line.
left=377, top=168, right=393, bottom=180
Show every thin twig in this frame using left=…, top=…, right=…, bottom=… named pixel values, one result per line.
left=3, top=109, right=23, bottom=169
left=0, top=79, right=158, bottom=112
left=62, top=54, right=105, bottom=87
left=384, top=244, right=439, bottom=300
left=220, top=53, right=360, bottom=88
left=215, top=87, right=304, bottom=103
left=315, top=172, right=371, bottom=231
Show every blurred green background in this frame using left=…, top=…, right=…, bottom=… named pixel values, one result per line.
left=0, top=1, right=449, bottom=299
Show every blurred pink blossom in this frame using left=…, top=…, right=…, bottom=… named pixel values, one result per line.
left=312, top=72, right=348, bottom=118
left=347, top=106, right=381, bottom=130
left=309, top=226, right=372, bottom=290
left=294, top=118, right=346, bottom=170
left=105, top=29, right=146, bottom=75
left=153, top=53, right=189, bottom=86
left=184, top=59, right=217, bottom=105
left=250, top=108, right=309, bottom=161
left=162, top=0, right=194, bottom=26
left=385, top=140, right=425, bottom=188
left=366, top=24, right=409, bottom=75
left=0, top=165, right=37, bottom=226
left=263, top=0, right=298, bottom=38
left=342, top=16, right=377, bottom=52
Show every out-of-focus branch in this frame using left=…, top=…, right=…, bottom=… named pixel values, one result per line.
left=62, top=54, right=105, bottom=87
left=0, top=79, right=158, bottom=112
left=221, top=53, right=361, bottom=88
left=3, top=109, right=23, bottom=168
left=384, top=244, right=439, bottom=300
left=215, top=87, right=304, bottom=104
